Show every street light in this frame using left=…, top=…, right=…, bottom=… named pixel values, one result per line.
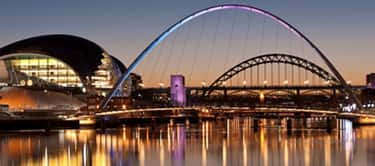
left=283, top=80, right=288, bottom=85
left=259, top=92, right=265, bottom=103
left=304, top=80, right=310, bottom=85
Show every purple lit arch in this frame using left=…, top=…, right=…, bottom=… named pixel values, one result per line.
left=100, top=4, right=361, bottom=110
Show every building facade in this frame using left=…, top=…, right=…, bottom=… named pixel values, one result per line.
left=367, top=73, right=375, bottom=89
left=0, top=34, right=142, bottom=110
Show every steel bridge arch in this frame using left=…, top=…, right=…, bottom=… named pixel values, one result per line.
left=100, top=4, right=361, bottom=110
left=205, top=53, right=339, bottom=96
left=227, top=89, right=260, bottom=96
left=264, top=90, right=296, bottom=96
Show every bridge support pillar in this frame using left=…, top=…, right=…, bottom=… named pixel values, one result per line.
left=326, top=117, right=337, bottom=131
left=252, top=119, right=260, bottom=129
left=330, top=88, right=337, bottom=107
left=295, top=89, right=301, bottom=107
left=170, top=119, right=174, bottom=126
left=186, top=89, right=191, bottom=106
left=185, top=118, right=190, bottom=126
left=287, top=119, right=293, bottom=130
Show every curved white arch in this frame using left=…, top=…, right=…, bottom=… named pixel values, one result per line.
left=100, top=4, right=361, bottom=110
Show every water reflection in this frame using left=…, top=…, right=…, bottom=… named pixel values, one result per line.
left=1, top=118, right=375, bottom=166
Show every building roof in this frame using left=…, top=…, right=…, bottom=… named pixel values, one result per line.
left=0, top=34, right=126, bottom=80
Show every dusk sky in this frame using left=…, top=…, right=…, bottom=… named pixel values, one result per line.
left=0, top=0, right=374, bottom=85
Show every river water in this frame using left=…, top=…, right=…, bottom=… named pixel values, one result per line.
left=1, top=118, right=375, bottom=166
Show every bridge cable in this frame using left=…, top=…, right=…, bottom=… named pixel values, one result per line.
left=271, top=63, right=273, bottom=86
left=264, top=63, right=267, bottom=86
left=250, top=66, right=253, bottom=86
left=259, top=17, right=266, bottom=86
left=305, top=67, right=308, bottom=85
left=275, top=21, right=280, bottom=53
left=298, top=64, right=301, bottom=85
left=289, top=28, right=293, bottom=54
left=188, top=15, right=207, bottom=86
left=223, top=11, right=237, bottom=73
left=312, top=71, right=316, bottom=86
left=278, top=62, right=280, bottom=85
left=205, top=12, right=222, bottom=86
left=258, top=16, right=266, bottom=55
left=241, top=12, right=253, bottom=85
left=257, top=65, right=260, bottom=86
left=148, top=34, right=167, bottom=86
left=159, top=27, right=181, bottom=86
left=177, top=21, right=193, bottom=75
left=291, top=64, right=294, bottom=85
left=272, top=24, right=280, bottom=86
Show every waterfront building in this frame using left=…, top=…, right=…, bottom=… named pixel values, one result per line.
left=170, top=75, right=186, bottom=107
left=367, top=73, right=375, bottom=89
left=0, top=34, right=141, bottom=110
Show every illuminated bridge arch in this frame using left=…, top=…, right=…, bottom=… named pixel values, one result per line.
left=205, top=53, right=339, bottom=96
left=101, top=4, right=361, bottom=110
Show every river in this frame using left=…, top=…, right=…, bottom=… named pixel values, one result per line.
left=0, top=118, right=374, bottom=166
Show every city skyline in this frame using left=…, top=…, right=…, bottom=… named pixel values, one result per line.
left=0, top=0, right=374, bottom=85
left=1, top=2, right=375, bottom=165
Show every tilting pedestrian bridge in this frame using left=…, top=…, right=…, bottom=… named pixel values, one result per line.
left=96, top=106, right=375, bottom=127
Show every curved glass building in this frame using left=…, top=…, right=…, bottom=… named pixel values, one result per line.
left=0, top=34, right=141, bottom=110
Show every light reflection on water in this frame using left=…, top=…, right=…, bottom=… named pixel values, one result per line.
left=1, top=118, right=375, bottom=166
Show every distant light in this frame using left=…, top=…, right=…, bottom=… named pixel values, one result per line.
left=82, top=87, right=87, bottom=93
left=222, top=81, right=227, bottom=86
left=101, top=92, right=106, bottom=96
left=201, top=81, right=206, bottom=86
left=304, top=80, right=310, bottom=85
left=139, top=83, right=145, bottom=87
left=159, top=82, right=165, bottom=87
left=324, top=80, right=330, bottom=85
left=342, top=104, right=356, bottom=112
left=347, top=80, right=352, bottom=85
left=263, top=80, right=268, bottom=85
left=20, top=80, right=26, bottom=86
left=259, top=92, right=265, bottom=101
left=122, top=104, right=127, bottom=109
left=27, top=80, right=33, bottom=86
left=283, top=80, right=288, bottom=85
left=242, top=80, right=247, bottom=85
left=352, top=104, right=357, bottom=111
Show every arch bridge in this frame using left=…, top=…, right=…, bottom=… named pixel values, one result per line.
left=204, top=53, right=339, bottom=96
left=100, top=4, right=362, bottom=110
